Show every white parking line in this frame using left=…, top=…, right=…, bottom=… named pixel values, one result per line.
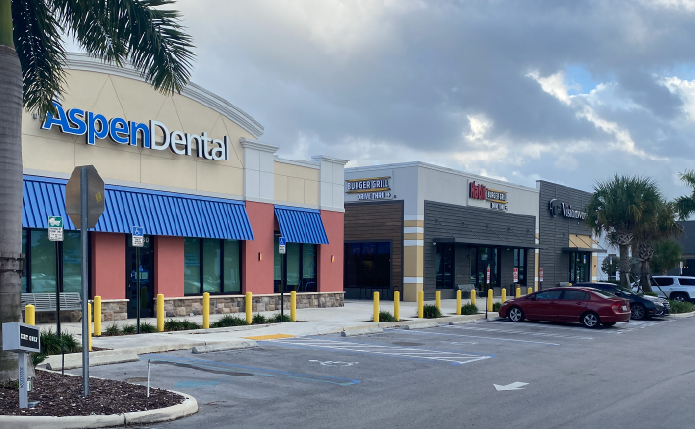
left=401, top=329, right=561, bottom=346
left=445, top=325, right=594, bottom=340
left=268, top=338, right=493, bottom=365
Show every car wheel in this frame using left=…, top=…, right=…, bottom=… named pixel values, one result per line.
left=630, top=303, right=646, bottom=320
left=671, top=293, right=689, bottom=302
left=581, top=312, right=600, bottom=329
left=602, top=322, right=616, bottom=327
left=507, top=306, right=524, bottom=322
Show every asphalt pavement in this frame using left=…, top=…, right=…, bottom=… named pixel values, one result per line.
left=71, top=315, right=695, bottom=429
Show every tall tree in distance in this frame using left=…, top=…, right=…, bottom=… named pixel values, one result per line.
left=651, top=240, right=683, bottom=276
left=676, top=170, right=695, bottom=220
left=585, top=175, right=662, bottom=289
left=0, top=0, right=194, bottom=381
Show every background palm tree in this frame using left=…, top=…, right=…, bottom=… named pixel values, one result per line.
left=676, top=170, right=695, bottom=220
left=585, top=175, right=662, bottom=289
left=633, top=200, right=683, bottom=292
left=650, top=239, right=683, bottom=276
left=0, top=0, right=194, bottom=381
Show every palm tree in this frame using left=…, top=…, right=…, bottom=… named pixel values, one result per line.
left=585, top=176, right=662, bottom=289
left=633, top=200, right=683, bottom=292
left=651, top=239, right=683, bottom=276
left=676, top=170, right=695, bottom=220
left=0, top=0, right=194, bottom=381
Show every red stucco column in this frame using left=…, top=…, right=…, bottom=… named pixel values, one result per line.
left=242, top=201, right=275, bottom=294
left=90, top=232, right=125, bottom=299
left=154, top=235, right=184, bottom=297
left=318, top=210, right=344, bottom=292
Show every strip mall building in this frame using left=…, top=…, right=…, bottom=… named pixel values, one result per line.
left=22, top=54, right=346, bottom=321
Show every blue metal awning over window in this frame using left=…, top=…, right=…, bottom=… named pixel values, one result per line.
left=23, top=175, right=254, bottom=240
left=274, top=205, right=328, bottom=244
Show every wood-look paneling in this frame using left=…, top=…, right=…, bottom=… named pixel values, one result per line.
left=538, top=181, right=593, bottom=288
left=344, top=201, right=403, bottom=294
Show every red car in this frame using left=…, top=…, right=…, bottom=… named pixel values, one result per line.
left=498, top=287, right=631, bottom=328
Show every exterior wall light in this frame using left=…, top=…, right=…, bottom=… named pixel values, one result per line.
left=259, top=252, right=262, bottom=261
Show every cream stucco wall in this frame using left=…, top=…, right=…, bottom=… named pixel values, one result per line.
left=23, top=68, right=253, bottom=198
left=273, top=160, right=320, bottom=206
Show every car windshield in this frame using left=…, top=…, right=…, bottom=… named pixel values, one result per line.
left=613, top=285, right=637, bottom=296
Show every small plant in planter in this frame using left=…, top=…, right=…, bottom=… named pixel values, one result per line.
left=271, top=313, right=291, bottom=323
left=121, top=324, right=137, bottom=334
left=104, top=323, right=121, bottom=336
left=422, top=304, right=442, bottom=319
left=372, top=310, right=397, bottom=322
left=211, top=315, right=249, bottom=327
left=252, top=313, right=268, bottom=324
left=492, top=302, right=502, bottom=312
left=139, top=322, right=156, bottom=333
left=461, top=303, right=479, bottom=315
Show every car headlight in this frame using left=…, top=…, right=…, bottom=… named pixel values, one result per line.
left=654, top=302, right=664, bottom=308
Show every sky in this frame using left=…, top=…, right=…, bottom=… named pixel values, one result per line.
left=109, top=0, right=695, bottom=198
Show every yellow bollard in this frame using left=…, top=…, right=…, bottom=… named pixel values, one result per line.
left=202, top=292, right=210, bottom=329
left=157, top=294, right=164, bottom=332
left=93, top=296, right=101, bottom=336
left=246, top=292, right=253, bottom=324
left=471, top=290, right=476, bottom=307
left=528, top=287, right=532, bottom=295
left=373, top=291, right=380, bottom=322
left=435, top=291, right=441, bottom=310
left=88, top=302, right=92, bottom=352
left=515, top=286, right=521, bottom=298
left=501, top=288, right=507, bottom=303
left=394, top=291, right=400, bottom=321
left=290, top=291, right=297, bottom=322
left=418, top=290, right=424, bottom=318
left=487, top=289, right=493, bottom=312
left=456, top=290, right=462, bottom=315
left=25, top=304, right=35, bottom=326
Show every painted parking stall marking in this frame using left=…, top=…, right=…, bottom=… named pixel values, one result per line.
left=269, top=338, right=493, bottom=365
left=445, top=324, right=595, bottom=340
left=399, top=329, right=562, bottom=346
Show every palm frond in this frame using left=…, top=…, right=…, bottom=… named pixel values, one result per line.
left=55, top=0, right=195, bottom=95
left=12, top=0, right=67, bottom=116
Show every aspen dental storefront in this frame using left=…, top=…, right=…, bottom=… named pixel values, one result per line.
left=21, top=54, right=346, bottom=321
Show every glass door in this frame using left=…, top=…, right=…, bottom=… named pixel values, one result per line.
left=126, top=236, right=154, bottom=318
left=471, top=247, right=500, bottom=293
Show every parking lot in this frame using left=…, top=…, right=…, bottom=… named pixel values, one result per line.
left=75, top=316, right=695, bottom=428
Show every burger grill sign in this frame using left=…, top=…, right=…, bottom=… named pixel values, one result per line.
left=469, top=181, right=508, bottom=211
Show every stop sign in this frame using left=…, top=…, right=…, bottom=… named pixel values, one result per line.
left=66, top=165, right=105, bottom=229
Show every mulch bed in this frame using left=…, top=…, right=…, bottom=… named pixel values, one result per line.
left=0, top=370, right=183, bottom=416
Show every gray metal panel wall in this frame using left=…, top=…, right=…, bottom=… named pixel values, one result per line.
left=538, top=181, right=593, bottom=288
left=423, top=200, right=537, bottom=299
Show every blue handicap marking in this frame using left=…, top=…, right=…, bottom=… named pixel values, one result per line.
left=132, top=226, right=144, bottom=237
left=278, top=237, right=287, bottom=246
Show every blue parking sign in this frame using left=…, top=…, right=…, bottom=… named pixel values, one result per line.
left=278, top=237, right=286, bottom=246
left=132, top=226, right=144, bottom=237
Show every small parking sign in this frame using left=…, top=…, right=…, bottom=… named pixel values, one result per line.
left=132, top=226, right=144, bottom=247
left=278, top=237, right=286, bottom=254
left=48, top=216, right=63, bottom=241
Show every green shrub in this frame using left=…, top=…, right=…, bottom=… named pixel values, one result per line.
left=211, top=315, right=249, bottom=327
left=492, top=302, right=502, bottom=312
left=461, top=303, right=479, bottom=315
left=103, top=323, right=121, bottom=336
left=32, top=330, right=82, bottom=366
left=371, top=310, right=397, bottom=322
left=645, top=291, right=658, bottom=297
left=164, top=319, right=201, bottom=331
left=252, top=313, right=268, bottom=324
left=271, top=313, right=291, bottom=323
left=669, top=300, right=695, bottom=314
left=121, top=324, right=137, bottom=334
left=422, top=304, right=442, bottom=319
left=139, top=322, right=156, bottom=333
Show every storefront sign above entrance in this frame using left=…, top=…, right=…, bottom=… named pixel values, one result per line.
left=548, top=199, right=587, bottom=220
left=42, top=103, right=229, bottom=161
left=346, top=177, right=392, bottom=201
left=469, top=181, right=508, bottom=211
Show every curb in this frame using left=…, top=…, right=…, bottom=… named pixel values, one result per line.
left=0, top=390, right=197, bottom=429
left=46, top=353, right=139, bottom=371
left=192, top=339, right=258, bottom=354
left=341, top=327, right=384, bottom=337
left=669, top=311, right=695, bottom=318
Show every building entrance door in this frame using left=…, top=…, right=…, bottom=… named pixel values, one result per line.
left=126, top=236, right=154, bottom=319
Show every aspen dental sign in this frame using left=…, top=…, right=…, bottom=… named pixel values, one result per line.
left=42, top=103, right=230, bottom=160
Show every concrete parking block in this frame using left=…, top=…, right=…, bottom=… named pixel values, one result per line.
left=192, top=339, right=258, bottom=354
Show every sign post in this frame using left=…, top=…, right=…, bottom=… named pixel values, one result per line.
left=132, top=227, right=144, bottom=333
left=48, top=216, right=65, bottom=374
left=2, top=322, right=41, bottom=408
left=66, top=165, right=105, bottom=397
left=278, top=238, right=286, bottom=322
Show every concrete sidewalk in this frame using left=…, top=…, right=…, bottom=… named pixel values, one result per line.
left=37, top=297, right=502, bottom=368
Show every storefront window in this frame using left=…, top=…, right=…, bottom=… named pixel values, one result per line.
left=21, top=229, right=83, bottom=295
left=274, top=237, right=318, bottom=292
left=343, top=242, right=391, bottom=291
left=436, top=244, right=454, bottom=289
left=186, top=238, right=242, bottom=295
left=513, top=248, right=527, bottom=286
left=569, top=252, right=589, bottom=283
left=30, top=230, right=56, bottom=293
left=184, top=238, right=201, bottom=295
left=62, top=231, right=82, bottom=293
left=21, top=229, right=26, bottom=293
left=471, top=247, right=499, bottom=292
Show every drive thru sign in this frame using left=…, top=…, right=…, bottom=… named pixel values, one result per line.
left=2, top=322, right=40, bottom=409
left=48, top=216, right=63, bottom=241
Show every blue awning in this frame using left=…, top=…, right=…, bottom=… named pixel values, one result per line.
left=23, top=175, right=254, bottom=240
left=274, top=205, right=328, bottom=244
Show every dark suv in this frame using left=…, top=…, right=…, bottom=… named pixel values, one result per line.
left=572, top=282, right=670, bottom=320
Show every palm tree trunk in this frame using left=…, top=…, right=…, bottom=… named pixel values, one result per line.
left=619, top=244, right=630, bottom=289
left=0, top=44, right=25, bottom=382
